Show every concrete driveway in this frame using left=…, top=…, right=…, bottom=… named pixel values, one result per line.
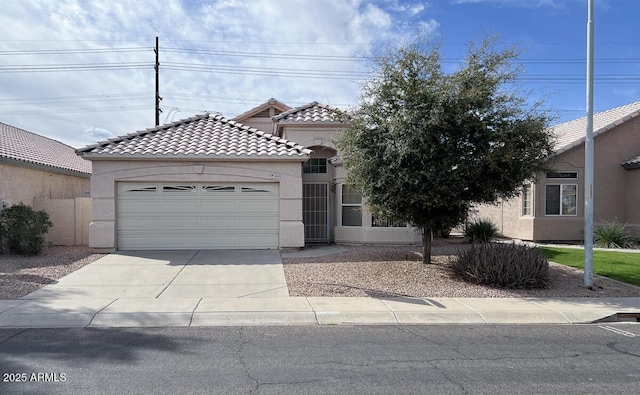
left=22, top=250, right=289, bottom=300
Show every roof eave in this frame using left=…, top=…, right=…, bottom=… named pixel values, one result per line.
left=78, top=153, right=310, bottom=161
left=276, top=120, right=350, bottom=126
left=0, top=156, right=91, bottom=178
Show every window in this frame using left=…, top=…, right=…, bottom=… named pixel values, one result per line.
left=522, top=184, right=532, bottom=216
left=303, top=158, right=327, bottom=174
left=162, top=185, right=197, bottom=192
left=372, top=215, right=407, bottom=228
left=341, top=185, right=362, bottom=226
left=241, top=187, right=270, bottom=193
left=125, top=186, right=157, bottom=193
left=203, top=185, right=235, bottom=193
left=546, top=171, right=577, bottom=179
left=545, top=184, right=577, bottom=216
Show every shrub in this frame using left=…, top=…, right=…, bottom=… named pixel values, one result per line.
left=451, top=243, right=549, bottom=289
left=464, top=218, right=499, bottom=243
left=593, top=220, right=636, bottom=249
left=0, top=203, right=53, bottom=255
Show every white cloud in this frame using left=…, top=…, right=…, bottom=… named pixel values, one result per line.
left=451, top=0, right=561, bottom=7
left=0, top=0, right=442, bottom=147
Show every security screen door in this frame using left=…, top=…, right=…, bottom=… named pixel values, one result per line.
left=302, top=183, right=329, bottom=242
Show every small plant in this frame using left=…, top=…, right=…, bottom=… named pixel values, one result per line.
left=451, top=243, right=549, bottom=289
left=0, top=203, right=53, bottom=255
left=464, top=218, right=499, bottom=243
left=593, top=220, right=636, bottom=249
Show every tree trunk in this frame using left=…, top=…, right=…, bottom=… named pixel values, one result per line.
left=422, top=227, right=432, bottom=264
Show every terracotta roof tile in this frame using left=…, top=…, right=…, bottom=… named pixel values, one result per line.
left=0, top=122, right=91, bottom=175
left=77, top=113, right=311, bottom=159
left=273, top=101, right=345, bottom=123
left=551, top=100, right=640, bottom=154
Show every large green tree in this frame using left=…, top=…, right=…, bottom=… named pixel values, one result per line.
left=337, top=38, right=555, bottom=264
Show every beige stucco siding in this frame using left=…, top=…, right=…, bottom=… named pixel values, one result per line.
left=240, top=118, right=276, bottom=134
left=33, top=197, right=90, bottom=246
left=332, top=162, right=422, bottom=245
left=280, top=126, right=341, bottom=151
left=474, top=194, right=535, bottom=241
left=625, top=169, right=640, bottom=236
left=0, top=163, right=90, bottom=206
left=88, top=159, right=305, bottom=250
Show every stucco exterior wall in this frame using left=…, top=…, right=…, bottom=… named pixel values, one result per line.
left=625, top=169, right=640, bottom=236
left=0, top=163, right=90, bottom=206
left=33, top=197, right=91, bottom=246
left=280, top=126, right=341, bottom=151
left=240, top=118, right=275, bottom=134
left=88, top=159, right=305, bottom=251
left=474, top=193, right=535, bottom=241
left=332, top=163, right=422, bottom=245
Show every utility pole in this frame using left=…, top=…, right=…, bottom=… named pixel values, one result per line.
left=155, top=36, right=162, bottom=126
left=584, top=0, right=595, bottom=288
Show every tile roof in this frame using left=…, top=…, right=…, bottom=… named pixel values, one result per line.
left=273, top=101, right=346, bottom=123
left=77, top=113, right=311, bottom=159
left=0, top=121, right=91, bottom=176
left=232, top=98, right=291, bottom=122
left=551, top=100, right=640, bottom=154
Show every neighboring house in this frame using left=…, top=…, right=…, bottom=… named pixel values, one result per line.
left=77, top=99, right=422, bottom=251
left=0, top=121, right=92, bottom=245
left=476, top=100, right=640, bottom=241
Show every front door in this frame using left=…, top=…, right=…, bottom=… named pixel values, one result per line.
left=302, top=183, right=329, bottom=242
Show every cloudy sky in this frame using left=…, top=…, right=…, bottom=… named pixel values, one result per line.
left=0, top=0, right=638, bottom=148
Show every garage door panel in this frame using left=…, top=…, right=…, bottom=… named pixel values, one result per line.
left=199, top=200, right=241, bottom=212
left=117, top=218, right=162, bottom=230
left=119, top=201, right=163, bottom=213
left=196, top=217, right=235, bottom=227
left=159, top=219, right=202, bottom=229
left=238, top=200, right=279, bottom=212
left=117, top=182, right=279, bottom=250
left=157, top=200, right=213, bottom=212
left=236, top=217, right=279, bottom=229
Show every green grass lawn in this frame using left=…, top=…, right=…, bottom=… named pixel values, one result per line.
left=540, top=247, right=640, bottom=287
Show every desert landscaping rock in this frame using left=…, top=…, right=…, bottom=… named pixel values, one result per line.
left=0, top=246, right=105, bottom=299
left=2, top=240, right=639, bottom=300
left=282, top=241, right=640, bottom=298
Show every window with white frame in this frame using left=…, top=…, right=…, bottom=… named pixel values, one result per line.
left=545, top=171, right=577, bottom=216
left=545, top=184, right=577, bottom=216
left=303, top=158, right=327, bottom=174
left=522, top=184, right=532, bottom=216
left=341, top=185, right=362, bottom=226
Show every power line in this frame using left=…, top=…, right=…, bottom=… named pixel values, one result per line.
left=0, top=47, right=150, bottom=55
left=0, top=62, right=153, bottom=73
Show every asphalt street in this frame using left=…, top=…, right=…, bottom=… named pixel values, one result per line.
left=0, top=324, right=639, bottom=394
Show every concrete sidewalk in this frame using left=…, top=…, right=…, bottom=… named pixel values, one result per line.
left=0, top=296, right=638, bottom=328
left=1, top=247, right=638, bottom=328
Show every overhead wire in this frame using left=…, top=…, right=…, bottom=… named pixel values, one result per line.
left=0, top=43, right=638, bottom=116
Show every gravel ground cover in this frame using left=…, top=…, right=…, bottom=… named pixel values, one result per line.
left=0, top=246, right=105, bottom=299
left=2, top=240, right=638, bottom=300
left=283, top=239, right=640, bottom=298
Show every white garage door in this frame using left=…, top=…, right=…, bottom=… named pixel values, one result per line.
left=116, top=182, right=279, bottom=250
